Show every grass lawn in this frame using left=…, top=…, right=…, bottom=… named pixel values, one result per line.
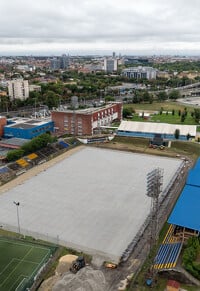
left=151, top=112, right=197, bottom=125
left=124, top=102, right=198, bottom=125
left=0, top=237, right=54, bottom=291
left=123, top=101, right=195, bottom=112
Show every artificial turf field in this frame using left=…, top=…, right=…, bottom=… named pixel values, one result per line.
left=0, top=238, right=53, bottom=291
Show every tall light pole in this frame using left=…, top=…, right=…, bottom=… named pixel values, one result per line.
left=13, top=201, right=21, bottom=235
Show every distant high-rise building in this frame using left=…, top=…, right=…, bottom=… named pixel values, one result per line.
left=104, top=58, right=118, bottom=73
left=50, top=58, right=61, bottom=70
left=122, top=66, right=157, bottom=80
left=60, top=54, right=69, bottom=70
left=8, top=79, right=29, bottom=100
left=50, top=54, right=70, bottom=70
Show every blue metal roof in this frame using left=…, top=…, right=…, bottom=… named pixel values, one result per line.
left=168, top=185, right=200, bottom=232
left=186, top=169, right=200, bottom=187
left=193, top=157, right=200, bottom=170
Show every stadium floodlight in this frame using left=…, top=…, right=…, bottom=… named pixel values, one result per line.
left=146, top=168, right=164, bottom=244
left=13, top=201, right=21, bottom=235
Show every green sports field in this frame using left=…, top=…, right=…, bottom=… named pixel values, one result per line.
left=0, top=238, right=54, bottom=291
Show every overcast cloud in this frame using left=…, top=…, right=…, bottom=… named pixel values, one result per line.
left=0, top=0, right=200, bottom=55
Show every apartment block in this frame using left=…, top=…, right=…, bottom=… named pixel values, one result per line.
left=51, top=102, right=122, bottom=136
left=8, top=79, right=29, bottom=100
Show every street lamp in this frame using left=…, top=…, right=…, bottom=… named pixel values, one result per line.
left=13, top=201, right=21, bottom=235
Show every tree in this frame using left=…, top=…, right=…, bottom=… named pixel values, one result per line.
left=105, top=95, right=115, bottom=102
left=123, top=107, right=133, bottom=118
left=21, top=133, right=54, bottom=154
left=168, top=89, right=180, bottom=100
left=6, top=149, right=24, bottom=162
left=157, top=91, right=167, bottom=101
left=174, top=129, right=180, bottom=139
left=142, top=91, right=153, bottom=103
left=193, top=109, right=200, bottom=123
left=44, top=91, right=60, bottom=109
left=181, top=114, right=185, bottom=123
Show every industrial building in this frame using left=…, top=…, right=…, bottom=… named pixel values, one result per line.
left=0, top=147, right=182, bottom=263
left=4, top=118, right=54, bottom=139
left=7, top=78, right=29, bottom=100
left=117, top=120, right=196, bottom=140
left=122, top=66, right=157, bottom=80
left=51, top=102, right=122, bottom=136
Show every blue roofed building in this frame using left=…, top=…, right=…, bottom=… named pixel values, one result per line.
left=168, top=185, right=200, bottom=232
left=117, top=121, right=197, bottom=140
left=4, top=118, right=54, bottom=140
left=168, top=158, right=200, bottom=233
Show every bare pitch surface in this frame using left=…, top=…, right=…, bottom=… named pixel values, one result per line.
left=0, top=238, right=52, bottom=291
left=0, top=147, right=182, bottom=262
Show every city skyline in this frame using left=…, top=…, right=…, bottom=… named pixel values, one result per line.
left=0, top=0, right=200, bottom=55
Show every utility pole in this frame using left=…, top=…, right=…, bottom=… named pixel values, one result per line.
left=13, top=201, right=21, bottom=235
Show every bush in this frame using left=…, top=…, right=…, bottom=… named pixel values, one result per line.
left=6, top=133, right=55, bottom=161
left=182, top=237, right=200, bottom=279
left=7, top=149, right=25, bottom=162
left=21, top=133, right=54, bottom=154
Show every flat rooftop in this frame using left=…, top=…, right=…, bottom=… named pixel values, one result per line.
left=0, top=147, right=182, bottom=262
left=6, top=117, right=52, bottom=129
left=53, top=102, right=121, bottom=115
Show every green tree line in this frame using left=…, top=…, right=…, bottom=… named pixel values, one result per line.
left=6, top=133, right=56, bottom=162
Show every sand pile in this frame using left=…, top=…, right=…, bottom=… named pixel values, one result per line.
left=53, top=266, right=106, bottom=291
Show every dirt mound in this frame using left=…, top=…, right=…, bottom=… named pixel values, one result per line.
left=56, top=254, right=78, bottom=275
left=52, top=266, right=106, bottom=291
left=39, top=254, right=78, bottom=291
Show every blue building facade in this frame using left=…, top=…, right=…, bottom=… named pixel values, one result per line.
left=117, top=130, right=189, bottom=140
left=4, top=119, right=54, bottom=139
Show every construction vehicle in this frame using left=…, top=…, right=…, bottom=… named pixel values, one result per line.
left=104, top=262, right=117, bottom=269
left=70, top=256, right=86, bottom=274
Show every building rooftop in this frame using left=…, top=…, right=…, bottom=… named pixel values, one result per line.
left=118, top=121, right=197, bottom=136
left=5, top=118, right=52, bottom=129
left=0, top=138, right=29, bottom=148
left=53, top=102, right=121, bottom=115
left=168, top=185, right=200, bottom=232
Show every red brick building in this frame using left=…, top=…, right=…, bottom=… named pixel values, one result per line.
left=0, top=116, right=7, bottom=137
left=51, top=102, right=122, bottom=136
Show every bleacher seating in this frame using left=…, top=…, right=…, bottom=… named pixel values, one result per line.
left=27, top=153, right=38, bottom=160
left=8, top=162, right=21, bottom=171
left=58, top=141, right=69, bottom=149
left=16, top=158, right=29, bottom=168
left=0, top=166, right=15, bottom=183
left=154, top=242, right=182, bottom=269
left=153, top=224, right=183, bottom=270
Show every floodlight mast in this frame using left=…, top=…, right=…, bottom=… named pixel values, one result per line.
left=146, top=168, right=163, bottom=246
left=13, top=201, right=21, bottom=235
left=146, top=168, right=163, bottom=285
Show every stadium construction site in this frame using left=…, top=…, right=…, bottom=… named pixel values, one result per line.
left=0, top=146, right=187, bottom=268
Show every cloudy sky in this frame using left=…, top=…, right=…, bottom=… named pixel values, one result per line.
left=0, top=0, right=200, bottom=55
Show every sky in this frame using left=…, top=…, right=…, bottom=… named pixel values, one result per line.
left=0, top=0, right=200, bottom=56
